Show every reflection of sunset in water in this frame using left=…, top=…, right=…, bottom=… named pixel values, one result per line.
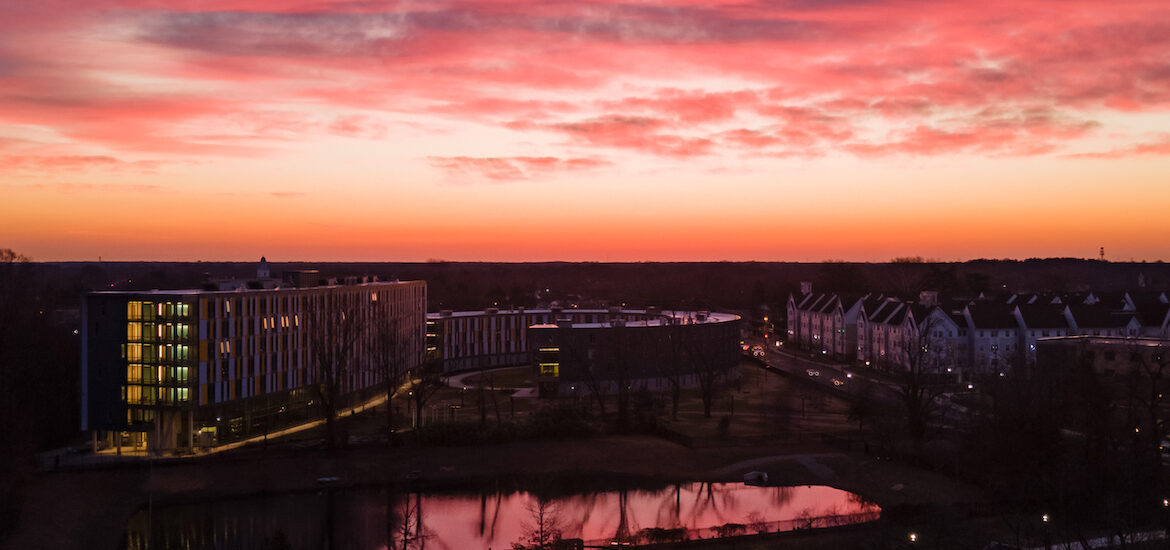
left=415, top=483, right=878, bottom=548
left=125, top=483, right=878, bottom=549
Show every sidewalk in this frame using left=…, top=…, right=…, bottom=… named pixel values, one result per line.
left=41, top=390, right=391, bottom=471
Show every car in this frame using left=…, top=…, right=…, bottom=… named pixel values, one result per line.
left=832, top=378, right=845, bottom=387
left=806, top=369, right=820, bottom=377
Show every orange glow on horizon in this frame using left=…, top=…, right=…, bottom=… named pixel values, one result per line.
left=2, top=0, right=1169, bottom=262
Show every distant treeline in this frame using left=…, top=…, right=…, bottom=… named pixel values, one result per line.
left=32, top=258, right=1170, bottom=315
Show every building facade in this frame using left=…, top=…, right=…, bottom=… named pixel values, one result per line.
left=82, top=278, right=426, bottom=453
left=425, top=307, right=709, bottom=373
left=788, top=284, right=1169, bottom=379
left=526, top=311, right=742, bottom=398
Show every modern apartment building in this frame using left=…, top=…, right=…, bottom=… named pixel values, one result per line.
left=81, top=276, right=426, bottom=453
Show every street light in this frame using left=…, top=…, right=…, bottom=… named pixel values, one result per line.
left=908, top=532, right=918, bottom=543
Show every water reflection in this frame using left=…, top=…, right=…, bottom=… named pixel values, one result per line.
left=124, top=482, right=878, bottom=549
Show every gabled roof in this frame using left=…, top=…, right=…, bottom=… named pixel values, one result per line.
left=867, top=299, right=904, bottom=324
left=886, top=306, right=910, bottom=325
left=905, top=304, right=931, bottom=325
left=966, top=303, right=1020, bottom=329
left=1090, top=291, right=1127, bottom=309
left=1016, top=304, right=1070, bottom=329
left=1066, top=303, right=1137, bottom=329
left=858, top=296, right=885, bottom=317
left=1134, top=302, right=1170, bottom=327
left=797, top=293, right=828, bottom=311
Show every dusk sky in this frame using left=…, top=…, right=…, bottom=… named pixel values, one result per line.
left=3, top=0, right=1169, bottom=262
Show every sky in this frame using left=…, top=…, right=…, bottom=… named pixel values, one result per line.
left=2, top=0, right=1169, bottom=262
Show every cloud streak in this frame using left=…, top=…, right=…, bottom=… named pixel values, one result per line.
left=428, top=156, right=610, bottom=181
left=1, top=1, right=1169, bottom=172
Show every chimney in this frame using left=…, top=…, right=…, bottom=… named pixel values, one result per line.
left=919, top=290, right=939, bottom=307
left=800, top=281, right=813, bottom=295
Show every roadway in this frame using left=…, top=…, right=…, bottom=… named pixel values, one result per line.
left=744, top=337, right=899, bottom=403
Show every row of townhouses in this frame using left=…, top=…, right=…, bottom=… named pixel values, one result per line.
left=787, top=284, right=1170, bottom=379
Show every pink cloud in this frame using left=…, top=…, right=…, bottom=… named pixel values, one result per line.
left=0, top=0, right=1167, bottom=161
left=428, top=156, right=610, bottom=181
left=10, top=181, right=169, bottom=194
left=1067, top=134, right=1170, bottom=159
left=0, top=154, right=161, bottom=174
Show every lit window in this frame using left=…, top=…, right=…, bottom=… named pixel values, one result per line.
left=127, top=301, right=142, bottom=321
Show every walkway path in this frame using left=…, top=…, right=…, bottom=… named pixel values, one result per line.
left=445, top=366, right=535, bottom=398
left=44, top=389, right=393, bottom=469
left=713, top=452, right=843, bottom=479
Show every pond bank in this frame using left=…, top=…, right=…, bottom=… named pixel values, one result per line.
left=3, top=435, right=983, bottom=550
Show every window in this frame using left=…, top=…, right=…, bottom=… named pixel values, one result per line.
left=124, top=343, right=142, bottom=362
left=127, top=301, right=143, bottom=320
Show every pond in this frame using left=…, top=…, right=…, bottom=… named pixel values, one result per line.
left=124, top=481, right=879, bottom=549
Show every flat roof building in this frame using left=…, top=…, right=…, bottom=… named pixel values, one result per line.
left=82, top=277, right=425, bottom=454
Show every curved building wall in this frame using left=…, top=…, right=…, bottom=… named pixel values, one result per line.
left=426, top=308, right=674, bottom=373
left=527, top=313, right=742, bottom=397
left=427, top=308, right=741, bottom=395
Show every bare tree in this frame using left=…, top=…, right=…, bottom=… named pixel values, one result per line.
left=407, top=362, right=446, bottom=429
left=683, top=322, right=737, bottom=418
left=372, top=309, right=409, bottom=438
left=1122, top=341, right=1170, bottom=498
left=896, top=311, right=948, bottom=442
left=847, top=378, right=879, bottom=433
left=579, top=355, right=608, bottom=417
left=308, top=295, right=363, bottom=449
left=512, top=499, right=563, bottom=550
left=390, top=491, right=430, bottom=550
left=0, top=249, right=32, bottom=536
left=657, top=321, right=687, bottom=420
left=0, top=248, right=31, bottom=367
